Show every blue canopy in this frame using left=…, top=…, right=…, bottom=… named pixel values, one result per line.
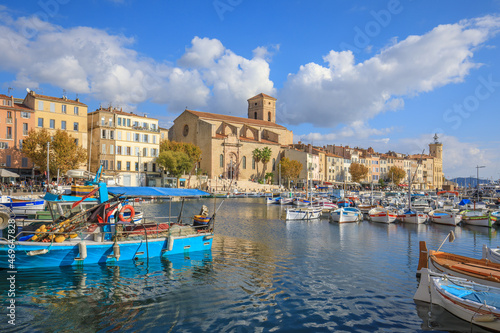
left=459, top=199, right=471, bottom=206
left=107, top=186, right=210, bottom=197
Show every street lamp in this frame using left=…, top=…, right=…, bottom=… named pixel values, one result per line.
left=476, top=165, right=485, bottom=202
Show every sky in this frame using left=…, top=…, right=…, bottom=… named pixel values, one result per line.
left=0, top=0, right=500, bottom=180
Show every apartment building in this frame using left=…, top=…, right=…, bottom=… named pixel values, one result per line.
left=87, top=107, right=161, bottom=186
left=23, top=91, right=88, bottom=149
left=0, top=94, right=35, bottom=175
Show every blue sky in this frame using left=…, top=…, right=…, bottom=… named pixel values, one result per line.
left=1, top=0, right=500, bottom=179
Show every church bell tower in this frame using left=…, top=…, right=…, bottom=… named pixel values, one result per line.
left=247, top=93, right=276, bottom=123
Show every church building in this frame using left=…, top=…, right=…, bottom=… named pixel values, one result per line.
left=168, top=93, right=293, bottom=180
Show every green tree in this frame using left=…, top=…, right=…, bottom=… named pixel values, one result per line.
left=387, top=166, right=406, bottom=185
left=260, top=147, right=272, bottom=178
left=252, top=148, right=262, bottom=180
left=156, top=150, right=193, bottom=178
left=21, top=129, right=87, bottom=176
left=349, top=163, right=369, bottom=183
left=280, top=157, right=303, bottom=188
left=159, top=140, right=202, bottom=187
left=265, top=172, right=274, bottom=184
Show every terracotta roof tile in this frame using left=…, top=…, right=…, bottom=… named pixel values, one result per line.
left=29, top=93, right=87, bottom=106
left=186, top=109, right=286, bottom=130
left=247, top=93, right=277, bottom=101
left=0, top=94, right=10, bottom=99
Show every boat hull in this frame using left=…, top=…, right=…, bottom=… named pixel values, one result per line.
left=330, top=208, right=361, bottom=223
left=0, top=233, right=213, bottom=269
left=428, top=211, right=461, bottom=226
left=285, top=207, right=322, bottom=220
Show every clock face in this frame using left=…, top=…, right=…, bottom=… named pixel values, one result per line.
left=183, top=124, right=189, bottom=136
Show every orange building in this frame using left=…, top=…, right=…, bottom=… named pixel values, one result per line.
left=0, top=94, right=36, bottom=177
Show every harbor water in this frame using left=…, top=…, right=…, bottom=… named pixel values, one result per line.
left=1, top=197, right=498, bottom=332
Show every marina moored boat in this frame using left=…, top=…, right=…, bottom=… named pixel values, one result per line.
left=285, top=206, right=322, bottom=220
left=398, top=209, right=427, bottom=224
left=368, top=206, right=397, bottom=223
left=330, top=207, right=361, bottom=223
left=428, top=209, right=462, bottom=226
left=0, top=180, right=215, bottom=269
left=417, top=240, right=500, bottom=288
left=414, top=268, right=500, bottom=332
left=460, top=209, right=493, bottom=228
left=482, top=244, right=500, bottom=264
left=0, top=195, right=46, bottom=216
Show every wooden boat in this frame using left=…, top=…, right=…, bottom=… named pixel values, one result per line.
left=461, top=209, right=492, bottom=228
left=368, top=206, right=397, bottom=223
left=293, top=198, right=311, bottom=206
left=417, top=240, right=500, bottom=288
left=398, top=209, right=427, bottom=224
left=0, top=172, right=214, bottom=269
left=491, top=211, right=500, bottom=225
left=330, top=207, right=361, bottom=223
left=414, top=268, right=500, bottom=332
left=482, top=244, right=500, bottom=264
left=279, top=197, right=293, bottom=205
left=285, top=206, right=322, bottom=220
left=428, top=209, right=462, bottom=226
left=0, top=195, right=46, bottom=216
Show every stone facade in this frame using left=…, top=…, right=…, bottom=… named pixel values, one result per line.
left=168, top=93, right=293, bottom=181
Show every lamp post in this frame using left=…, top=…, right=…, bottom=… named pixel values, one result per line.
left=476, top=165, right=485, bottom=202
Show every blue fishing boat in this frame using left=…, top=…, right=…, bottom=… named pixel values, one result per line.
left=0, top=171, right=215, bottom=269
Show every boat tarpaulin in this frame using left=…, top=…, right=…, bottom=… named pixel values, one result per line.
left=107, top=187, right=210, bottom=197
left=459, top=199, right=471, bottom=206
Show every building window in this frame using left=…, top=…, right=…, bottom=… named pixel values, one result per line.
left=243, top=156, right=246, bottom=169
left=110, top=131, right=114, bottom=140
left=61, top=105, right=66, bottom=114
left=126, top=161, right=131, bottom=171
left=254, top=112, right=257, bottom=119
left=127, top=119, right=130, bottom=127
left=102, top=144, right=106, bottom=154
left=268, top=112, right=271, bottom=121
left=143, top=162, right=148, bottom=172
left=252, top=157, right=255, bottom=170
left=152, top=163, right=156, bottom=172
left=74, top=139, right=79, bottom=146
left=19, top=140, right=23, bottom=149
left=219, top=154, right=223, bottom=167
left=74, top=122, right=79, bottom=131
left=143, top=134, right=148, bottom=143
left=50, top=119, right=55, bottom=129
left=23, top=123, right=28, bottom=136
left=135, top=133, right=140, bottom=142
left=101, top=117, right=105, bottom=126
left=135, top=162, right=139, bottom=171
left=74, top=106, right=79, bottom=115
left=22, top=157, right=28, bottom=168
left=6, top=155, right=11, bottom=167
left=50, top=103, right=55, bottom=112
left=102, top=129, right=106, bottom=139
left=143, top=148, right=147, bottom=157
left=21, top=112, right=30, bottom=118
left=6, top=127, right=12, bottom=139
left=126, top=132, right=130, bottom=141
left=153, top=135, right=156, bottom=144
left=110, top=145, right=114, bottom=155
left=61, top=121, right=66, bottom=130
left=126, top=147, right=131, bottom=155
left=117, top=161, right=122, bottom=170
left=272, top=158, right=276, bottom=171
left=38, top=118, right=43, bottom=128
left=38, top=101, right=43, bottom=110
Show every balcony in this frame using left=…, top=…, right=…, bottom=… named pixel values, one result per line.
left=132, top=125, right=160, bottom=132
left=6, top=118, right=12, bottom=124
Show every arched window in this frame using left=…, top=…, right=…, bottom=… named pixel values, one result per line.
left=252, top=157, right=255, bottom=170
left=242, top=156, right=247, bottom=169
left=219, top=154, right=223, bottom=167
left=272, top=158, right=276, bottom=171
left=254, top=112, right=257, bottom=119
left=268, top=112, right=271, bottom=121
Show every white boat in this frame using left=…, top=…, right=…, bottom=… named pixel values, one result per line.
left=285, top=206, right=322, bottom=220
left=461, top=209, right=493, bottom=227
left=279, top=197, right=293, bottom=205
left=398, top=209, right=427, bottom=224
left=482, top=244, right=500, bottom=264
left=414, top=268, right=500, bottom=332
left=330, top=207, right=361, bottom=223
left=368, top=206, right=397, bottom=223
left=293, top=198, right=312, bottom=206
left=0, top=195, right=46, bottom=216
left=428, top=209, right=462, bottom=226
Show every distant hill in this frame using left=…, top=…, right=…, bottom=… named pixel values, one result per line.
left=449, top=177, right=492, bottom=188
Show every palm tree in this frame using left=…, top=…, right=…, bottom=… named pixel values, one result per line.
left=260, top=147, right=272, bottom=179
left=252, top=148, right=262, bottom=180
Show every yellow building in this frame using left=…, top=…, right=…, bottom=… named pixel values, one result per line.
left=23, top=91, right=88, bottom=149
left=87, top=107, right=161, bottom=186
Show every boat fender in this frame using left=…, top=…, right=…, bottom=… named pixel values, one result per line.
left=77, top=241, right=87, bottom=260
left=0, top=211, right=11, bottom=230
left=113, top=242, right=121, bottom=261
left=167, top=235, right=174, bottom=252
left=118, top=205, right=135, bottom=223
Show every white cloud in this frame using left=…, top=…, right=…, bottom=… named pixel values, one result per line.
left=0, top=11, right=275, bottom=115
left=279, top=15, right=500, bottom=127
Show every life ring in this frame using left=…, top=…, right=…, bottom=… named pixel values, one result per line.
left=118, top=205, right=135, bottom=223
